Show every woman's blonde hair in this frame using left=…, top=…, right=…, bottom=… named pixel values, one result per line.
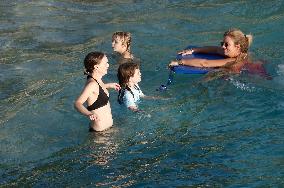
left=221, top=28, right=253, bottom=72
left=112, top=31, right=132, bottom=53
left=224, top=28, right=253, bottom=53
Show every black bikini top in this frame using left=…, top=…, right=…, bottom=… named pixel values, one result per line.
left=86, top=75, right=109, bottom=111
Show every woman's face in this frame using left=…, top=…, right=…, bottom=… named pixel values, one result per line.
left=112, top=37, right=126, bottom=54
left=129, top=68, right=141, bottom=84
left=96, top=55, right=109, bottom=76
left=221, top=36, right=241, bottom=58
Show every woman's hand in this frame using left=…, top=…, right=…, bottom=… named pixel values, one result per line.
left=105, top=83, right=121, bottom=91
left=168, top=60, right=179, bottom=67
left=88, top=113, right=100, bottom=121
left=178, top=48, right=194, bottom=56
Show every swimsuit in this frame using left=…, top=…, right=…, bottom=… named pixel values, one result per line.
left=86, top=75, right=109, bottom=111
left=118, top=84, right=144, bottom=108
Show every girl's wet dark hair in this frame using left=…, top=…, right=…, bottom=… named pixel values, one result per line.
left=117, top=62, right=139, bottom=105
left=84, top=51, right=105, bottom=74
left=117, top=62, right=139, bottom=88
left=222, top=28, right=254, bottom=72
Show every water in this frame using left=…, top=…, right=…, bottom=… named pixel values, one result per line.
left=1, top=0, right=284, bottom=187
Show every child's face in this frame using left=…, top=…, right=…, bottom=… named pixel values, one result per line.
left=112, top=37, right=126, bottom=54
left=129, top=68, right=141, bottom=84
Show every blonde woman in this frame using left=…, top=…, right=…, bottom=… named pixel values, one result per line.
left=169, top=28, right=254, bottom=73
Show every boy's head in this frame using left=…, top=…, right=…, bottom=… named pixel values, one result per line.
left=112, top=31, right=131, bottom=54
left=117, top=62, right=140, bottom=88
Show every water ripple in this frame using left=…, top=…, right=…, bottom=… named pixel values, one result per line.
left=1, top=0, right=284, bottom=187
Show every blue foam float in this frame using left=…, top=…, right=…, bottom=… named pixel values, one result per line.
left=172, top=46, right=224, bottom=74
left=157, top=46, right=225, bottom=91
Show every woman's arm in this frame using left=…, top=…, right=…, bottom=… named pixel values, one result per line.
left=182, top=58, right=235, bottom=68
left=179, top=46, right=225, bottom=56
left=169, top=58, right=235, bottom=68
left=105, top=83, right=121, bottom=91
left=74, top=82, right=99, bottom=120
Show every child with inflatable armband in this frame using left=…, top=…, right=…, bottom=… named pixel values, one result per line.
left=112, top=31, right=141, bottom=65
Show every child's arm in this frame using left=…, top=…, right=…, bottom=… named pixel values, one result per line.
left=142, top=95, right=166, bottom=100
left=141, top=91, right=170, bottom=100
left=141, top=95, right=171, bottom=100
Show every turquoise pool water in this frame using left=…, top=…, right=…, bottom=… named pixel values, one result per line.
left=1, top=0, right=284, bottom=187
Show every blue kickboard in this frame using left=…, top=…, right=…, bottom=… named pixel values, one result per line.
left=172, top=46, right=224, bottom=74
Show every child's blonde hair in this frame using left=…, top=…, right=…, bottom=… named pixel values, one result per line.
left=112, top=31, right=132, bottom=53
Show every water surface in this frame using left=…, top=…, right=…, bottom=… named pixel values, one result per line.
left=1, top=0, right=284, bottom=187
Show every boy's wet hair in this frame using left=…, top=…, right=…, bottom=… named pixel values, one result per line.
left=117, top=62, right=139, bottom=88
left=112, top=31, right=132, bottom=52
left=84, top=51, right=105, bottom=74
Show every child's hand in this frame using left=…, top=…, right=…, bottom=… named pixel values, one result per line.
left=128, top=106, right=143, bottom=112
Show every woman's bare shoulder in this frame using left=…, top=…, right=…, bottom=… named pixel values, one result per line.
left=85, top=80, right=99, bottom=92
